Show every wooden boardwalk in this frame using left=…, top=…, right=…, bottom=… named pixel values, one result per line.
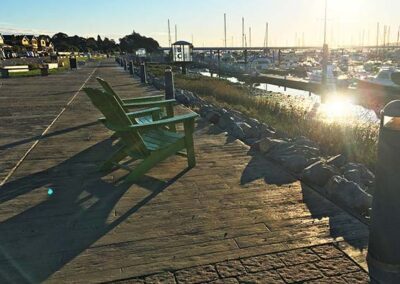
left=0, top=60, right=370, bottom=283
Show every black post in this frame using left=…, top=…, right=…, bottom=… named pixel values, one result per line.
left=164, top=66, right=175, bottom=100
left=278, top=49, right=282, bottom=66
left=181, top=63, right=187, bottom=75
left=124, top=59, right=127, bottom=71
left=140, top=63, right=147, bottom=83
left=40, top=66, right=49, bottom=76
left=217, top=49, right=221, bottom=77
left=69, top=57, right=77, bottom=70
left=129, top=61, right=134, bottom=75
left=0, top=68, right=9, bottom=78
left=368, top=100, right=400, bottom=283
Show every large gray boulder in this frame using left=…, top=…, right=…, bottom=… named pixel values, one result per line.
left=218, top=113, right=235, bottom=129
left=268, top=140, right=321, bottom=173
left=302, top=160, right=339, bottom=186
left=325, top=175, right=372, bottom=213
left=230, top=122, right=246, bottom=140
left=236, top=121, right=260, bottom=139
left=255, top=137, right=289, bottom=154
left=175, top=89, right=190, bottom=105
left=279, top=154, right=319, bottom=173
left=326, top=154, right=347, bottom=168
left=342, top=162, right=375, bottom=188
left=293, top=136, right=319, bottom=148
left=199, top=105, right=213, bottom=117
left=205, top=110, right=221, bottom=124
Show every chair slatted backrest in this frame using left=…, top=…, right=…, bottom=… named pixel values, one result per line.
left=83, top=88, right=149, bottom=156
left=96, top=77, right=128, bottom=111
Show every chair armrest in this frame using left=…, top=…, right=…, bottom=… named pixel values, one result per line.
left=126, top=107, right=161, bottom=118
left=98, top=107, right=161, bottom=123
left=122, top=95, right=165, bottom=103
left=129, top=112, right=198, bottom=131
left=123, top=99, right=177, bottom=108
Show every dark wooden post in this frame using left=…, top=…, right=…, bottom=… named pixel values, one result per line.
left=40, top=66, right=49, bottom=76
left=217, top=49, right=221, bottom=77
left=278, top=49, right=282, bottom=66
left=164, top=66, right=175, bottom=99
left=0, top=68, right=9, bottom=78
left=140, top=63, right=147, bottom=83
left=129, top=61, right=134, bottom=75
left=181, top=64, right=187, bottom=75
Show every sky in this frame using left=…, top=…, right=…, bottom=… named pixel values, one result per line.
left=0, top=0, right=399, bottom=47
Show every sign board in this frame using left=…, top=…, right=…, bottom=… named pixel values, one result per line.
left=172, top=44, right=192, bottom=62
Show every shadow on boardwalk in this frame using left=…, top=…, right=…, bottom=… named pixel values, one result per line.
left=0, top=139, right=187, bottom=283
left=196, top=118, right=368, bottom=251
left=239, top=143, right=368, bottom=251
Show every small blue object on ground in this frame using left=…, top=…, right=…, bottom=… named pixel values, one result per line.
left=47, top=188, right=54, bottom=196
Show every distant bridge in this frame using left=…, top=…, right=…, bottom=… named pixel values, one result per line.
left=159, top=45, right=400, bottom=51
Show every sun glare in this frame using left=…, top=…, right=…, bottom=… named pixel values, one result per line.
left=318, top=95, right=355, bottom=123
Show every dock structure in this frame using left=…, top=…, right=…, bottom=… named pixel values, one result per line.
left=0, top=59, right=370, bottom=283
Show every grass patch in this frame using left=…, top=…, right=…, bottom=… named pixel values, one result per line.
left=9, top=66, right=69, bottom=77
left=173, top=74, right=378, bottom=169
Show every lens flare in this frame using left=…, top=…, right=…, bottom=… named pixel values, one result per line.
left=48, top=188, right=54, bottom=196
left=318, top=95, right=355, bottom=123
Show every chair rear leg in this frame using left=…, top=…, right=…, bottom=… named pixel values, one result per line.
left=184, top=119, right=196, bottom=168
left=100, top=147, right=128, bottom=172
left=124, top=142, right=184, bottom=183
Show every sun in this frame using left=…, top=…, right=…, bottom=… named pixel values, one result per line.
left=318, top=95, right=354, bottom=123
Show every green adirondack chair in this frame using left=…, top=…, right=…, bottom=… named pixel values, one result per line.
left=83, top=87, right=198, bottom=183
left=96, top=77, right=176, bottom=122
left=96, top=77, right=177, bottom=131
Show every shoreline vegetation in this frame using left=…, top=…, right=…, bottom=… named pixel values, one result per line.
left=148, top=64, right=378, bottom=170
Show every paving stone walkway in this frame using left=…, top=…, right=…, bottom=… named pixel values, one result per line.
left=114, top=244, right=369, bottom=284
left=0, top=59, right=370, bottom=283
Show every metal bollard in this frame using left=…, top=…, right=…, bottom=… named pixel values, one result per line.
left=164, top=66, right=175, bottom=100
left=69, top=57, right=77, bottom=69
left=129, top=61, right=134, bottom=75
left=124, top=60, right=127, bottom=71
left=40, top=66, right=49, bottom=76
left=181, top=64, right=187, bottom=75
left=0, top=68, right=9, bottom=78
left=368, top=100, right=400, bottom=283
left=140, top=63, right=147, bottom=84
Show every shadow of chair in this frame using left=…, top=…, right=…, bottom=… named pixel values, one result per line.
left=0, top=138, right=187, bottom=283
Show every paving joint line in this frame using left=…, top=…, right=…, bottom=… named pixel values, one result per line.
left=0, top=66, right=99, bottom=187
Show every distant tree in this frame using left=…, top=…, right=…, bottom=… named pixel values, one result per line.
left=97, top=35, right=103, bottom=45
left=119, top=31, right=160, bottom=53
left=102, top=37, right=118, bottom=53
left=49, top=31, right=155, bottom=53
left=86, top=37, right=98, bottom=52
